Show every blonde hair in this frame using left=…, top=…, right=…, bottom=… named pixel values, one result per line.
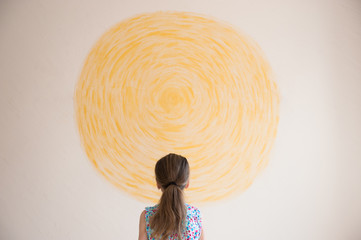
left=150, top=153, right=190, bottom=240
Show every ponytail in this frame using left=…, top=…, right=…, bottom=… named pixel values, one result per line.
left=150, top=153, right=189, bottom=240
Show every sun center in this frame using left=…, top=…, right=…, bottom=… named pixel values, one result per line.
left=159, top=87, right=186, bottom=113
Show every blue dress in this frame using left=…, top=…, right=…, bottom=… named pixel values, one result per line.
left=145, top=203, right=202, bottom=240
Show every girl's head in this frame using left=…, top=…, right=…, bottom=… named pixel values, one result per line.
left=155, top=153, right=190, bottom=191
left=150, top=153, right=190, bottom=239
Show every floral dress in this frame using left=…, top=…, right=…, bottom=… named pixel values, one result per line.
left=145, top=203, right=202, bottom=240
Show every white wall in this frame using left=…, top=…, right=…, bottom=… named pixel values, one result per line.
left=1, top=0, right=360, bottom=239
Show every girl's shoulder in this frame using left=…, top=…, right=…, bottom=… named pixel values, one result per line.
left=145, top=204, right=158, bottom=217
left=145, top=204, right=158, bottom=211
left=185, top=203, right=200, bottom=211
left=185, top=203, right=203, bottom=235
left=185, top=203, right=202, bottom=218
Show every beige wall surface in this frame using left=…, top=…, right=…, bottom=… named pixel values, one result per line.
left=1, top=0, right=360, bottom=239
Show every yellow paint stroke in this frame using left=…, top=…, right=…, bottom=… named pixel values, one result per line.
left=74, top=11, right=280, bottom=204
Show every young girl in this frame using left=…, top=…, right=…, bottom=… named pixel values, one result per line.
left=138, top=153, right=204, bottom=240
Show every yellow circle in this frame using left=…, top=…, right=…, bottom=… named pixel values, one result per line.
left=75, top=11, right=280, bottom=203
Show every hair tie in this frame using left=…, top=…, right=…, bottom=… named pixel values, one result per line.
left=165, top=182, right=178, bottom=188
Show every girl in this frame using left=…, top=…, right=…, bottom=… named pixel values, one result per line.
left=138, top=153, right=204, bottom=240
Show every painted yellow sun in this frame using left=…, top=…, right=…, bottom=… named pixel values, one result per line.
left=74, top=11, right=280, bottom=204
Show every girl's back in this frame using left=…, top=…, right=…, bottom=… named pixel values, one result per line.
left=138, top=153, right=205, bottom=240
left=144, top=203, right=202, bottom=239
